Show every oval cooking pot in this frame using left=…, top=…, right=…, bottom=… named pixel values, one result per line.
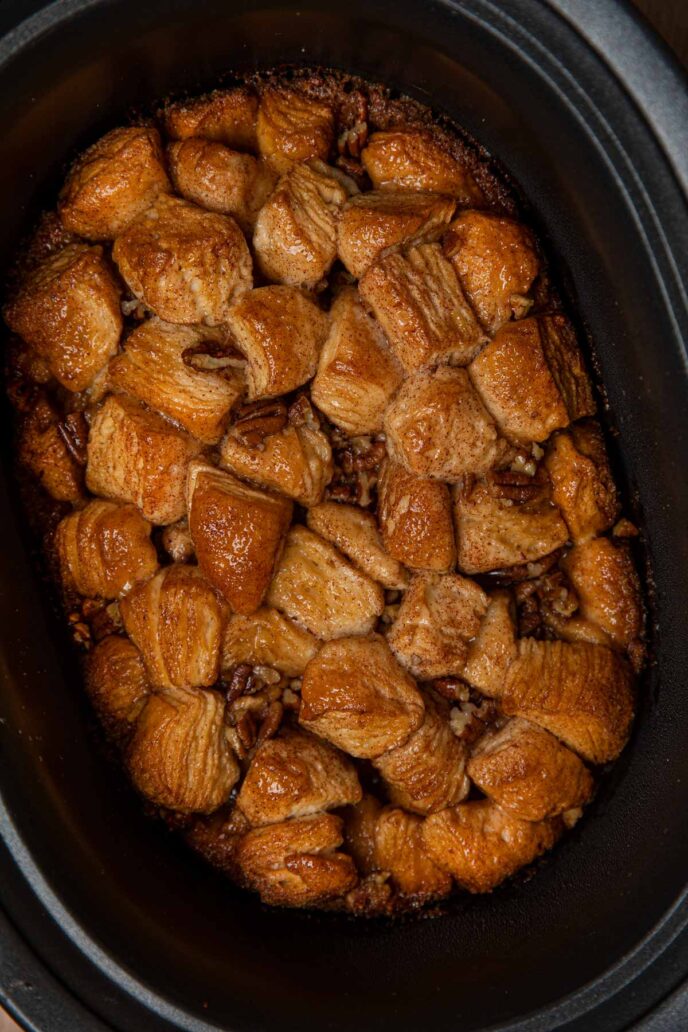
left=0, top=1, right=687, bottom=1030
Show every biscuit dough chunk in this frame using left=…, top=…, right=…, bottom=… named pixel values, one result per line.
left=377, top=459, right=456, bottom=572
left=387, top=572, right=488, bottom=679
left=59, top=126, right=170, bottom=240
left=85, top=636, right=150, bottom=745
left=307, top=501, right=408, bottom=590
left=310, top=288, right=403, bottom=436
left=163, top=86, right=259, bottom=150
left=267, top=526, right=384, bottom=639
left=227, top=285, right=328, bottom=400
left=128, top=685, right=238, bottom=813
left=5, top=243, right=122, bottom=392
left=463, top=592, right=518, bottom=698
left=384, top=367, right=508, bottom=481
left=188, top=463, right=292, bottom=615
left=256, top=88, right=334, bottom=173
left=168, top=138, right=276, bottom=231
left=469, top=316, right=595, bottom=443
left=253, top=162, right=348, bottom=287
left=299, top=633, right=424, bottom=758
left=561, top=538, right=643, bottom=651
left=453, top=474, right=569, bottom=574
left=338, top=190, right=456, bottom=279
left=360, top=243, right=484, bottom=373
left=235, top=814, right=356, bottom=907
left=544, top=423, right=619, bottom=543
left=362, top=129, right=483, bottom=203
left=108, top=318, right=243, bottom=445
left=374, top=692, right=470, bottom=814
left=18, top=397, right=85, bottom=503
left=86, top=395, right=201, bottom=525
left=113, top=195, right=252, bottom=325
left=373, top=808, right=452, bottom=901
left=423, top=799, right=560, bottom=893
left=220, top=397, right=333, bottom=506
left=56, top=499, right=158, bottom=599
left=120, top=564, right=225, bottom=690
left=444, top=211, right=539, bottom=334
left=237, top=728, right=361, bottom=826
left=501, top=639, right=635, bottom=764
left=222, top=607, right=319, bottom=677
left=468, top=718, right=594, bottom=821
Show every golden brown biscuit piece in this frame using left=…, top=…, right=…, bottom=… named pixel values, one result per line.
left=267, top=526, right=384, bottom=640
left=127, top=686, right=238, bottom=813
left=384, top=367, right=508, bottom=481
left=299, top=633, right=424, bottom=758
left=256, top=88, right=334, bottom=173
left=185, top=806, right=251, bottom=878
left=359, top=243, right=485, bottom=373
left=222, top=607, right=320, bottom=677
left=108, top=319, right=243, bottom=445
left=5, top=243, right=122, bottom=392
left=544, top=422, right=619, bottom=543
left=463, top=591, right=518, bottom=698
left=387, top=572, right=488, bottom=679
left=227, top=286, right=329, bottom=400
left=501, top=639, right=635, bottom=764
left=377, top=459, right=455, bottom=573
left=444, top=211, right=539, bottom=334
left=468, top=718, right=594, bottom=821
left=306, top=501, right=408, bottom=590
left=453, top=474, right=569, bottom=574
left=220, top=396, right=333, bottom=506
left=85, top=635, right=151, bottom=745
left=86, top=395, right=201, bottom=525
left=237, top=728, right=361, bottom=826
left=167, top=139, right=276, bottom=231
left=423, top=799, right=560, bottom=893
left=310, top=288, right=403, bottom=436
left=561, top=538, right=643, bottom=651
left=18, top=397, right=85, bottom=503
left=374, top=692, right=470, bottom=814
left=235, top=813, right=357, bottom=907
left=373, top=807, right=452, bottom=901
left=59, top=126, right=170, bottom=240
left=163, top=87, right=259, bottom=150
left=253, top=162, right=348, bottom=287
left=342, top=794, right=382, bottom=874
left=113, top=195, right=252, bottom=325
left=469, top=316, right=595, bottom=443
left=120, top=564, right=225, bottom=689
left=56, top=499, right=158, bottom=600
left=188, top=464, right=292, bottom=615
left=338, top=190, right=456, bottom=279
left=361, top=129, right=483, bottom=203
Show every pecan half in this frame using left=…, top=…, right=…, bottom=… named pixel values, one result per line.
left=224, top=663, right=255, bottom=704
left=256, top=700, right=284, bottom=746
left=487, top=469, right=543, bottom=503
left=182, top=339, right=246, bottom=373
left=230, top=398, right=288, bottom=449
left=56, top=412, right=89, bottom=467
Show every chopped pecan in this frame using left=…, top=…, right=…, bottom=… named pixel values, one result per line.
left=449, top=696, right=500, bottom=746
left=481, top=547, right=564, bottom=586
left=515, top=570, right=579, bottom=637
left=230, top=398, right=289, bottom=449
left=432, top=677, right=470, bottom=703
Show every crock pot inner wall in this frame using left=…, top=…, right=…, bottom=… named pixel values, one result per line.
left=0, top=2, right=687, bottom=1031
